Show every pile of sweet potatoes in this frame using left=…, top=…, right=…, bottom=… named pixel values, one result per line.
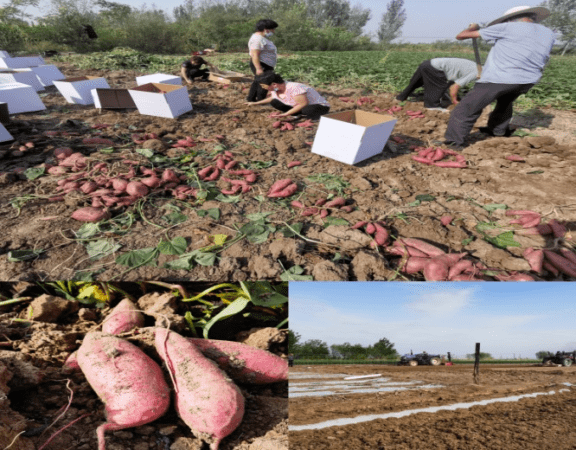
left=68, top=299, right=288, bottom=450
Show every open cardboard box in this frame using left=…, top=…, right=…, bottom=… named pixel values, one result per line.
left=0, top=122, right=12, bottom=142
left=0, top=102, right=8, bottom=123
left=208, top=71, right=250, bottom=84
left=128, top=82, right=192, bottom=118
left=0, top=83, right=46, bottom=114
left=30, top=65, right=65, bottom=87
left=92, top=88, right=137, bottom=110
left=311, top=110, right=398, bottom=165
left=0, top=69, right=44, bottom=91
left=136, top=73, right=182, bottom=86
left=0, top=56, right=45, bottom=69
left=0, top=51, right=10, bottom=58
left=53, top=76, right=110, bottom=105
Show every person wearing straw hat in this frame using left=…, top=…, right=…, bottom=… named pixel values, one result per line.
left=443, top=6, right=555, bottom=149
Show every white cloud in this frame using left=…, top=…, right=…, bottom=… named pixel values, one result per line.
left=405, top=288, right=475, bottom=318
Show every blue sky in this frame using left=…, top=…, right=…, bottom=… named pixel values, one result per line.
left=289, top=283, right=576, bottom=359
left=27, top=1, right=549, bottom=43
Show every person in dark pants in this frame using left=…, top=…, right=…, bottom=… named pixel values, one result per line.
left=396, top=58, right=479, bottom=111
left=247, top=19, right=279, bottom=102
left=246, top=72, right=330, bottom=121
left=180, top=56, right=219, bottom=84
left=444, top=6, right=555, bottom=149
left=288, top=354, right=294, bottom=367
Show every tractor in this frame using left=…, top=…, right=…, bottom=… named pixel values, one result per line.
left=542, top=351, right=576, bottom=367
left=398, top=352, right=442, bottom=367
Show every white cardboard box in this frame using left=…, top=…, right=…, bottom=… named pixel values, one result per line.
left=30, top=65, right=65, bottom=87
left=0, top=82, right=46, bottom=114
left=0, top=123, right=12, bottom=142
left=53, top=76, right=110, bottom=105
left=311, top=110, right=398, bottom=165
left=128, top=83, right=192, bottom=118
left=0, top=51, right=10, bottom=58
left=0, top=56, right=45, bottom=69
left=91, top=88, right=137, bottom=110
left=0, top=69, right=44, bottom=91
left=136, top=73, right=182, bottom=86
left=208, top=71, right=250, bottom=84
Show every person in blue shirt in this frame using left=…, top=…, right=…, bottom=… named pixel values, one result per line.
left=443, top=6, right=555, bottom=149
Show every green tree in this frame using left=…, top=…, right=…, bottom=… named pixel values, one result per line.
left=298, top=339, right=330, bottom=359
left=466, top=352, right=492, bottom=359
left=377, top=0, right=406, bottom=43
left=536, top=350, right=553, bottom=359
left=540, top=0, right=576, bottom=54
left=370, top=337, right=398, bottom=358
left=288, top=329, right=301, bottom=354
left=0, top=0, right=39, bottom=24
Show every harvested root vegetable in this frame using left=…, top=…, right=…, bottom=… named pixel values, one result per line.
left=398, top=238, right=445, bottom=257
left=351, top=221, right=368, bottom=229
left=126, top=181, right=149, bottom=198
left=102, top=299, right=145, bottom=335
left=272, top=121, right=282, bottom=129
left=440, top=215, right=453, bottom=226
left=401, top=257, right=430, bottom=274
left=71, top=207, right=110, bottom=222
left=63, top=351, right=81, bottom=373
left=523, top=248, right=544, bottom=273
left=82, top=137, right=115, bottom=146
left=161, top=169, right=180, bottom=184
left=54, top=147, right=73, bottom=160
left=155, top=329, right=245, bottom=450
left=290, top=200, right=305, bottom=209
left=287, top=161, right=302, bottom=168
left=268, top=179, right=293, bottom=195
left=48, top=166, right=68, bottom=175
left=301, top=207, right=319, bottom=216
left=548, top=219, right=566, bottom=239
left=80, top=181, right=98, bottom=194
left=423, top=256, right=450, bottom=281
left=543, top=250, right=576, bottom=278
left=111, top=178, right=128, bottom=193
left=141, top=176, right=161, bottom=188
left=189, top=338, right=288, bottom=384
left=77, top=332, right=171, bottom=450
left=506, top=155, right=525, bottom=162
left=366, top=223, right=376, bottom=235
left=325, top=197, right=346, bottom=208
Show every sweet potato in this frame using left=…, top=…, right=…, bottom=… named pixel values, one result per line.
left=102, top=299, right=145, bottom=335
left=365, top=223, right=376, bottom=235
left=188, top=338, right=288, bottom=384
left=78, top=332, right=171, bottom=450
left=325, top=197, right=346, bottom=208
left=548, top=219, right=566, bottom=239
left=287, top=161, right=302, bottom=168
left=448, top=259, right=474, bottom=279
left=161, top=169, right=180, bottom=184
left=523, top=247, right=544, bottom=273
left=434, top=161, right=467, bottom=168
left=155, top=329, right=245, bottom=450
left=401, top=257, right=429, bottom=274
left=398, top=238, right=445, bottom=257
left=268, top=178, right=293, bottom=194
left=71, top=207, right=110, bottom=223
left=301, top=207, right=319, bottom=216
left=351, top=221, right=368, bottom=229
left=290, top=200, right=305, bottom=209
left=268, top=182, right=298, bottom=198
left=141, top=176, right=161, bottom=188
left=543, top=250, right=576, bottom=278
left=423, top=256, right=450, bottom=281
left=225, top=160, right=237, bottom=170
left=126, top=181, right=149, bottom=198
left=111, top=178, right=128, bottom=193
left=440, top=215, right=453, bottom=226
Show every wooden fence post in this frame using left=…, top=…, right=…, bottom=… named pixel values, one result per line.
left=473, top=343, right=480, bottom=384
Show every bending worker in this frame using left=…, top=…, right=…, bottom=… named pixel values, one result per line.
left=396, top=58, right=480, bottom=111
left=444, top=5, right=555, bottom=149
left=246, top=72, right=330, bottom=120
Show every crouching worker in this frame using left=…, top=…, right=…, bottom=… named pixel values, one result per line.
left=181, top=55, right=219, bottom=84
left=246, top=72, right=330, bottom=120
left=396, top=58, right=480, bottom=111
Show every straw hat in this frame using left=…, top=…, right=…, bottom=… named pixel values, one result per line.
left=487, top=6, right=550, bottom=26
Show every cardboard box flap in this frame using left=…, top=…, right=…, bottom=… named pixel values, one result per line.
left=324, top=110, right=394, bottom=127
left=131, top=82, right=183, bottom=93
left=94, top=88, right=137, bottom=109
left=59, top=76, right=103, bottom=83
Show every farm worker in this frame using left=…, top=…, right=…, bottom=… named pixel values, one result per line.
left=245, top=72, right=330, bottom=120
left=444, top=6, right=555, bottom=148
left=288, top=354, right=294, bottom=367
left=395, top=58, right=480, bottom=111
left=247, top=19, right=279, bottom=103
left=181, top=55, right=219, bottom=84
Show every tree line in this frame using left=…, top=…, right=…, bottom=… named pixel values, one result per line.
left=0, top=0, right=409, bottom=54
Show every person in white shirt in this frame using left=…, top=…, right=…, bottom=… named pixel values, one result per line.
left=247, top=19, right=279, bottom=102
left=246, top=72, right=330, bottom=120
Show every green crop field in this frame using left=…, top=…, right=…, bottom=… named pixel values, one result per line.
left=293, top=359, right=541, bottom=365
left=55, top=48, right=576, bottom=110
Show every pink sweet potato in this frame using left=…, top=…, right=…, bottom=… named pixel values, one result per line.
left=543, top=250, right=576, bottom=278
left=398, top=238, right=445, bottom=257
left=401, top=257, right=430, bottom=274
left=268, top=179, right=293, bottom=195
left=77, top=332, right=170, bottom=450
left=155, top=329, right=245, bottom=450
left=102, top=299, right=145, bottom=335
left=548, top=219, right=566, bottom=238
left=63, top=351, right=81, bottom=373
left=71, top=207, right=110, bottom=223
left=325, top=197, right=346, bottom=208
left=126, top=181, right=149, bottom=197
left=351, top=221, right=368, bottom=229
left=523, top=247, right=544, bottom=273
left=188, top=338, right=288, bottom=384
left=440, top=215, right=453, bottom=226
left=423, top=256, right=450, bottom=281
left=268, top=183, right=298, bottom=198
left=287, top=161, right=302, bottom=168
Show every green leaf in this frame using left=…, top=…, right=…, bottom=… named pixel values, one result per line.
left=240, top=222, right=271, bottom=244
left=250, top=160, right=275, bottom=169
left=76, top=223, right=101, bottom=239
left=24, top=167, right=45, bottom=180
left=203, top=297, right=251, bottom=338
left=324, top=217, right=350, bottom=227
left=332, top=252, right=342, bottom=262
left=408, top=200, right=421, bottom=207
left=197, top=208, right=221, bottom=221
left=99, top=147, right=115, bottom=154
left=7, top=249, right=44, bottom=262
left=280, top=222, right=303, bottom=237
left=483, top=204, right=507, bottom=212
left=116, top=248, right=158, bottom=267
left=85, top=239, right=121, bottom=261
left=164, top=256, right=194, bottom=271
left=192, top=251, right=216, bottom=266
left=254, top=195, right=266, bottom=202
left=250, top=292, right=288, bottom=307
left=161, top=212, right=188, bottom=225
left=136, top=148, right=154, bottom=158
left=280, top=265, right=313, bottom=281
left=484, top=231, right=521, bottom=249
left=461, top=237, right=474, bottom=246
left=246, top=212, right=274, bottom=221
left=527, top=170, right=544, bottom=175
left=215, top=193, right=241, bottom=203
left=158, top=237, right=187, bottom=255
left=476, top=222, right=500, bottom=233
left=415, top=194, right=435, bottom=202
left=184, top=311, right=198, bottom=336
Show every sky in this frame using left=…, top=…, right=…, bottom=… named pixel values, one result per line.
left=289, top=283, right=576, bottom=359
left=25, top=0, right=549, bottom=43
